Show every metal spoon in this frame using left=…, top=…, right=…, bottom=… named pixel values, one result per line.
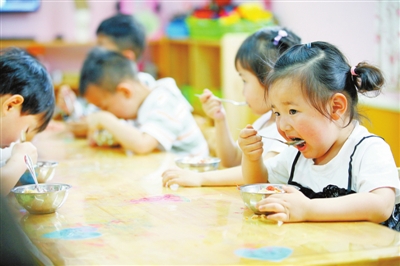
left=194, top=94, right=247, bottom=106
left=24, top=154, right=42, bottom=192
left=259, top=135, right=305, bottom=146
left=20, top=130, right=26, bottom=143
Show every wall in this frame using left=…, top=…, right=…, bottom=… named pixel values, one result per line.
left=272, top=1, right=377, bottom=65
left=0, top=0, right=207, bottom=43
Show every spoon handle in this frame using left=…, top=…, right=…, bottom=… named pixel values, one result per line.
left=24, top=155, right=41, bottom=192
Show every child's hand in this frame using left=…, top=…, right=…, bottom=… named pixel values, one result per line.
left=56, top=85, right=77, bottom=116
left=256, top=185, right=310, bottom=222
left=162, top=168, right=203, bottom=187
left=238, top=125, right=263, bottom=161
left=199, top=89, right=226, bottom=121
left=86, top=111, right=118, bottom=146
left=11, top=142, right=38, bottom=164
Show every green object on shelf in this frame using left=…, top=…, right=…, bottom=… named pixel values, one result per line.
left=186, top=17, right=275, bottom=41
left=181, top=85, right=222, bottom=114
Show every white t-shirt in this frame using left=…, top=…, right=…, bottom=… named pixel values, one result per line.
left=0, top=142, right=16, bottom=167
left=253, top=111, right=287, bottom=157
left=137, top=78, right=209, bottom=157
left=138, top=72, right=156, bottom=88
left=265, top=121, right=400, bottom=204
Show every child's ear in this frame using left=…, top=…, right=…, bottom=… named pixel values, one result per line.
left=330, top=93, right=347, bottom=120
left=2, top=95, right=24, bottom=113
left=116, top=82, right=133, bottom=98
left=121, top=49, right=136, bottom=61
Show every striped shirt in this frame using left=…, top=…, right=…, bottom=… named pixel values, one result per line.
left=137, top=78, right=209, bottom=157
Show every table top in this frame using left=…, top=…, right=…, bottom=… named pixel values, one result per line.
left=7, top=123, right=400, bottom=265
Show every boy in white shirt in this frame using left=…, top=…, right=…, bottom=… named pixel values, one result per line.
left=79, top=47, right=209, bottom=157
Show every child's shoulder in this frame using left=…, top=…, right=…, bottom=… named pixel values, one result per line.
left=347, top=123, right=385, bottom=146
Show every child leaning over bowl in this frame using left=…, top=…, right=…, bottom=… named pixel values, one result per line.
left=0, top=48, right=55, bottom=195
left=79, top=47, right=209, bottom=156
left=162, top=27, right=301, bottom=187
left=238, top=41, right=400, bottom=231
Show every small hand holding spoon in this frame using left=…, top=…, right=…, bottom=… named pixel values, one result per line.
left=24, top=154, right=42, bottom=192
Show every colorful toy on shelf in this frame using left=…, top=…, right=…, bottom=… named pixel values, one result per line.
left=185, top=1, right=275, bottom=40
left=236, top=3, right=273, bottom=22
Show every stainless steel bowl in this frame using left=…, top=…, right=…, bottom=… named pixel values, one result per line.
left=11, top=183, right=71, bottom=214
left=36, top=161, right=59, bottom=183
left=19, top=161, right=58, bottom=184
left=93, top=129, right=118, bottom=147
left=175, top=157, right=220, bottom=172
left=239, top=183, right=286, bottom=215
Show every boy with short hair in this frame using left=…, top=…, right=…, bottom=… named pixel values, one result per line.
left=0, top=48, right=55, bottom=194
left=58, top=14, right=155, bottom=134
left=79, top=47, right=209, bottom=156
left=96, top=13, right=156, bottom=87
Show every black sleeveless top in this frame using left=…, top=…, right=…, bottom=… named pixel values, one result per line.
left=287, top=135, right=400, bottom=231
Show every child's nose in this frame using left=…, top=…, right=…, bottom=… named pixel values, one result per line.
left=278, top=116, right=292, bottom=132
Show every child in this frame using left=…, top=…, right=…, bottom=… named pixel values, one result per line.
left=0, top=48, right=55, bottom=195
left=238, top=41, right=400, bottom=230
left=58, top=14, right=155, bottom=130
left=162, top=27, right=301, bottom=187
left=79, top=47, right=209, bottom=156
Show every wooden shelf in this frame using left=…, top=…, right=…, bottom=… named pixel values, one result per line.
left=0, top=39, right=94, bottom=49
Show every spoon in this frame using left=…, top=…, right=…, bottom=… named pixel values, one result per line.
left=259, top=135, right=305, bottom=146
left=194, top=94, right=247, bottom=106
left=20, top=130, right=26, bottom=143
left=24, top=154, right=42, bottom=192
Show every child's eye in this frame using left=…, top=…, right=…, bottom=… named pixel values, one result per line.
left=289, top=109, right=297, bottom=115
left=274, top=111, right=280, bottom=116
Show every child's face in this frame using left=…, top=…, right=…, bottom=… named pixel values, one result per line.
left=269, top=78, right=339, bottom=163
left=96, top=34, right=119, bottom=52
left=0, top=110, right=42, bottom=148
left=84, top=84, right=139, bottom=120
left=236, top=62, right=270, bottom=115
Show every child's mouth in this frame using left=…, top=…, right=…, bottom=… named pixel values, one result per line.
left=292, top=138, right=306, bottom=148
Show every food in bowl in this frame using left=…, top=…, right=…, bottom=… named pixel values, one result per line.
left=239, top=183, right=287, bottom=215
left=258, top=185, right=284, bottom=194
left=93, top=129, right=119, bottom=147
left=175, top=156, right=220, bottom=172
left=11, top=183, right=71, bottom=214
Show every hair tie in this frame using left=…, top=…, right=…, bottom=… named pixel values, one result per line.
left=273, top=30, right=288, bottom=46
left=350, top=66, right=358, bottom=76
left=305, top=43, right=311, bottom=48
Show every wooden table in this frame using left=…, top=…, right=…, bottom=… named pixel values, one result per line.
left=7, top=124, right=400, bottom=265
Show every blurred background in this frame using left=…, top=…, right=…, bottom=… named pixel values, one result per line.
left=1, top=0, right=398, bottom=164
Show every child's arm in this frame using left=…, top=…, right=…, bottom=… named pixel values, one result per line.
left=258, top=186, right=395, bottom=224
left=162, top=165, right=244, bottom=187
left=200, top=89, right=241, bottom=167
left=86, top=111, right=159, bottom=154
left=0, top=142, right=37, bottom=195
left=238, top=125, right=269, bottom=183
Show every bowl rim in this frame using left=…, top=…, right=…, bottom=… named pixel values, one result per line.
left=175, top=156, right=221, bottom=166
left=239, top=183, right=299, bottom=194
left=36, top=161, right=59, bottom=167
left=11, top=183, right=72, bottom=194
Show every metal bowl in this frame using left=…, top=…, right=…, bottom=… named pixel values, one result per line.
left=175, top=157, right=220, bottom=172
left=11, top=183, right=71, bottom=214
left=239, top=183, right=287, bottom=215
left=19, top=161, right=59, bottom=185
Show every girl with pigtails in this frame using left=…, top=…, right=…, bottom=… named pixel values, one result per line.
left=162, top=27, right=301, bottom=187
left=239, top=41, right=400, bottom=231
